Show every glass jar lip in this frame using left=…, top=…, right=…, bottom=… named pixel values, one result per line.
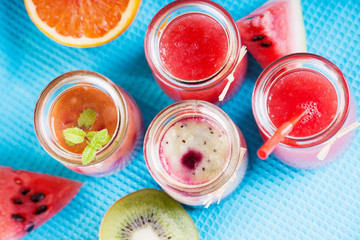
left=34, top=70, right=128, bottom=166
left=144, top=100, right=243, bottom=196
left=252, top=53, right=350, bottom=148
left=144, top=0, right=241, bottom=90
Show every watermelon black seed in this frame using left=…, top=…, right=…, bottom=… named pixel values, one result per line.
left=31, top=192, right=45, bottom=203
left=261, top=42, right=272, bottom=47
left=12, top=199, right=23, bottom=204
left=25, top=222, right=35, bottom=233
left=34, top=205, right=48, bottom=215
left=251, top=35, right=266, bottom=41
left=11, top=214, right=25, bottom=222
left=21, top=189, right=30, bottom=195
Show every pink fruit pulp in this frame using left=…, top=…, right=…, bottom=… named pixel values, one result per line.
left=0, top=167, right=82, bottom=239
left=267, top=70, right=338, bottom=137
left=236, top=0, right=306, bottom=68
left=159, top=13, right=228, bottom=80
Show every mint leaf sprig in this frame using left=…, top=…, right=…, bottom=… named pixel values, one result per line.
left=78, top=108, right=97, bottom=129
left=63, top=127, right=86, bottom=145
left=62, top=108, right=111, bottom=165
left=82, top=129, right=111, bottom=165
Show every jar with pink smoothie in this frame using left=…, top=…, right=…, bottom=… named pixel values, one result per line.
left=34, top=70, right=143, bottom=176
left=252, top=53, right=358, bottom=169
left=144, top=100, right=248, bottom=207
left=145, top=0, right=247, bottom=105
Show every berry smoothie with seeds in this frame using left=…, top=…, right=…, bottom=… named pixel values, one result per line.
left=144, top=100, right=248, bottom=206
left=160, top=117, right=229, bottom=185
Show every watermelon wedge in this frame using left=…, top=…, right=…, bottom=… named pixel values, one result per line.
left=236, top=0, right=307, bottom=68
left=0, top=166, right=82, bottom=239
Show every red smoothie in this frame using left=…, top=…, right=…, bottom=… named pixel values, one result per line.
left=145, top=0, right=248, bottom=105
left=159, top=13, right=228, bottom=81
left=267, top=70, right=338, bottom=138
left=253, top=53, right=357, bottom=169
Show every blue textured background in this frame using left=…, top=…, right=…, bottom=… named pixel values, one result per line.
left=1, top=0, right=359, bottom=239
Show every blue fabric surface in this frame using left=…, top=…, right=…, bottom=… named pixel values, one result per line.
left=1, top=0, right=359, bottom=239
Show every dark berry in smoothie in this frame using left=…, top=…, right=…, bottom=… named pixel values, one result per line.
left=181, top=150, right=203, bottom=170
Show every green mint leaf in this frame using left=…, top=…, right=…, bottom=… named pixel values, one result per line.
left=86, top=130, right=111, bottom=146
left=82, top=145, right=97, bottom=165
left=86, top=131, right=97, bottom=142
left=78, top=108, right=97, bottom=129
left=63, top=127, right=86, bottom=145
left=92, top=142, right=103, bottom=151
left=105, top=135, right=111, bottom=145
left=91, top=129, right=111, bottom=148
left=65, top=140, right=76, bottom=146
left=81, top=129, right=111, bottom=164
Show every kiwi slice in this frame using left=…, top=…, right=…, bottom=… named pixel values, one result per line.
left=99, top=188, right=199, bottom=240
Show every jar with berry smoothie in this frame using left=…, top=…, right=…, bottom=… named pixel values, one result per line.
left=145, top=0, right=247, bottom=105
left=144, top=100, right=248, bottom=207
left=34, top=70, right=143, bottom=176
left=252, top=53, right=358, bottom=169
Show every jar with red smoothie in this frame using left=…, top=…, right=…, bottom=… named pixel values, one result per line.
left=34, top=70, right=143, bottom=176
left=252, top=53, right=357, bottom=169
left=145, top=0, right=247, bottom=105
left=144, top=100, right=248, bottom=207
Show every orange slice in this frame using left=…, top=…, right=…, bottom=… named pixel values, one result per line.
left=24, top=0, right=141, bottom=47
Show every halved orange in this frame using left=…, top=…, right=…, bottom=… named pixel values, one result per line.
left=24, top=0, right=141, bottom=47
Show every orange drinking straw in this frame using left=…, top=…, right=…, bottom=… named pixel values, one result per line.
left=257, top=110, right=308, bottom=160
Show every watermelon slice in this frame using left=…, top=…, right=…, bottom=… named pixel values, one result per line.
left=0, top=166, right=82, bottom=239
left=236, top=0, right=306, bottom=68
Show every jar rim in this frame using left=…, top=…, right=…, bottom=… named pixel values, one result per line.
left=144, top=0, right=241, bottom=90
left=34, top=70, right=128, bottom=166
left=252, top=53, right=350, bottom=148
left=144, top=100, right=245, bottom=196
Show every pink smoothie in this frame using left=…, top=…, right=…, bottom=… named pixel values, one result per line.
left=159, top=13, right=228, bottom=81
left=159, top=117, right=229, bottom=185
left=267, top=70, right=338, bottom=139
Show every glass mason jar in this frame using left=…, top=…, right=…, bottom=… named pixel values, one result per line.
left=252, top=53, right=357, bottom=169
left=34, top=70, right=144, bottom=176
left=144, top=100, right=248, bottom=207
left=144, top=0, right=247, bottom=105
